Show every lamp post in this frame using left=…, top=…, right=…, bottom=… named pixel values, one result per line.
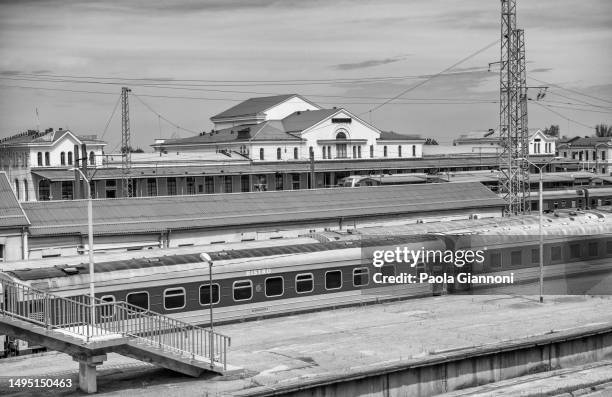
left=199, top=253, right=214, bottom=369
left=71, top=168, right=95, bottom=326
left=517, top=157, right=562, bottom=303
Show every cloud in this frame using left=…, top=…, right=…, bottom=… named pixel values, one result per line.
left=0, top=70, right=21, bottom=76
left=334, top=56, right=410, bottom=71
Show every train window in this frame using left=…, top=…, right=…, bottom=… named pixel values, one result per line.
left=569, top=244, right=581, bottom=259
left=233, top=280, right=253, bottom=301
left=588, top=242, right=598, bottom=257
left=531, top=248, right=539, bottom=264
left=126, top=291, right=149, bottom=312
left=265, top=277, right=284, bottom=297
left=607, top=241, right=612, bottom=254
left=510, top=251, right=522, bottom=266
left=295, top=273, right=314, bottom=293
left=199, top=284, right=220, bottom=305
left=489, top=252, right=502, bottom=268
left=551, top=246, right=562, bottom=261
left=353, top=267, right=369, bottom=287
left=100, top=295, right=115, bottom=318
left=325, top=270, right=343, bottom=290
left=164, top=288, right=186, bottom=310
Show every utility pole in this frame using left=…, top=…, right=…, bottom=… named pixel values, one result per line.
left=498, top=0, right=530, bottom=215
left=121, top=87, right=133, bottom=197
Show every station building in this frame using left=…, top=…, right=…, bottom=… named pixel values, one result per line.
left=557, top=136, right=612, bottom=174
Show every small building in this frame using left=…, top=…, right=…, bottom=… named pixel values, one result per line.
left=453, top=128, right=556, bottom=158
left=0, top=172, right=30, bottom=261
left=557, top=136, right=612, bottom=174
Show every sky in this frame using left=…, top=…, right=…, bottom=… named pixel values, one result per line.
left=0, top=0, right=611, bottom=151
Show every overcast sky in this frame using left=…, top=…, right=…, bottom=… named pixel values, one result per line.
left=0, top=0, right=610, bottom=151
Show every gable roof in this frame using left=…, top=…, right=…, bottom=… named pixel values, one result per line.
left=379, top=131, right=423, bottom=141
left=0, top=172, right=30, bottom=229
left=0, top=129, right=106, bottom=147
left=281, top=109, right=340, bottom=133
left=211, top=94, right=309, bottom=120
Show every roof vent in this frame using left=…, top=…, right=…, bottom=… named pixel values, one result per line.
left=296, top=111, right=301, bottom=115
left=61, top=267, right=79, bottom=275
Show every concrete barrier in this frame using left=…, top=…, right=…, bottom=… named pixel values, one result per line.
left=234, top=323, right=612, bottom=397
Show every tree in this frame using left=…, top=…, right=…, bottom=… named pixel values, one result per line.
left=543, top=125, right=560, bottom=137
left=424, top=138, right=439, bottom=145
left=595, top=124, right=612, bottom=137
left=121, top=146, right=145, bottom=153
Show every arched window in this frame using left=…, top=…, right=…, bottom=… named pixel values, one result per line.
left=38, top=180, right=50, bottom=201
left=336, top=131, right=347, bottom=140
left=352, top=146, right=357, bottom=158
left=44, top=152, right=50, bottom=166
left=276, top=147, right=282, bottom=160
left=67, top=151, right=73, bottom=165
left=89, top=151, right=95, bottom=165
left=358, top=146, right=362, bottom=158
left=327, top=146, right=332, bottom=159
left=370, top=145, right=374, bottom=158
left=37, top=152, right=43, bottom=166
left=412, top=145, right=416, bottom=157
left=293, top=147, right=298, bottom=159
left=383, top=146, right=388, bottom=157
left=259, top=148, right=264, bottom=160
left=60, top=152, right=66, bottom=165
left=14, top=179, right=20, bottom=200
left=309, top=146, right=313, bottom=158
left=398, top=146, right=402, bottom=157
left=322, top=146, right=326, bottom=159
left=23, top=179, right=28, bottom=201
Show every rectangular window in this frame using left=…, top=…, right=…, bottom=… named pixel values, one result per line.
left=489, top=252, right=502, bottom=268
left=61, top=181, right=73, bottom=200
left=607, top=241, right=612, bottom=254
left=241, top=175, right=250, bottom=192
left=510, top=250, right=522, bottom=266
left=205, top=176, right=214, bottom=194
left=551, top=246, right=562, bottom=261
left=275, top=174, right=283, bottom=190
left=147, top=178, right=157, bottom=196
left=322, top=147, right=326, bottom=159
left=265, top=277, right=284, bottom=297
left=531, top=248, right=539, bottom=264
left=353, top=267, right=369, bottom=287
left=569, top=243, right=581, bottom=259
left=167, top=178, right=177, bottom=195
left=233, top=280, right=253, bottom=301
left=358, top=146, right=362, bottom=158
left=325, top=270, right=342, bottom=290
left=588, top=242, right=598, bottom=257
left=199, top=284, right=220, bottom=305
left=164, top=287, right=185, bottom=310
left=224, top=176, right=233, bottom=193
left=100, top=295, right=115, bottom=318
left=186, top=177, right=196, bottom=195
left=295, top=273, right=314, bottom=293
left=126, top=291, right=149, bottom=312
left=291, top=173, right=300, bottom=190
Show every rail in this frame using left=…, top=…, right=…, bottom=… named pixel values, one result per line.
left=0, top=277, right=230, bottom=370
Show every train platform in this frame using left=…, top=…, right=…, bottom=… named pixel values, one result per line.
left=1, top=293, right=611, bottom=396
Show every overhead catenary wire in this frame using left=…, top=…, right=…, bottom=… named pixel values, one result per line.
left=100, top=94, right=122, bottom=139
left=131, top=92, right=201, bottom=135
left=528, top=75, right=612, bottom=105
left=531, top=101, right=595, bottom=129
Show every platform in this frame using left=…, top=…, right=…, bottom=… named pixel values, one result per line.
left=1, top=291, right=611, bottom=396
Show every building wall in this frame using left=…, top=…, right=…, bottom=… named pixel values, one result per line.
left=0, top=232, right=25, bottom=262
left=264, top=97, right=319, bottom=120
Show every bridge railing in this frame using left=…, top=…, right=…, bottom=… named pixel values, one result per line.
left=0, top=277, right=231, bottom=370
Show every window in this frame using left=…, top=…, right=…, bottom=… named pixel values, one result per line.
left=531, top=248, right=539, bottom=264
left=67, top=151, right=73, bottom=165
left=326, top=146, right=331, bottom=159
left=233, top=280, right=253, bottom=301
left=61, top=181, right=73, bottom=200
left=167, top=178, right=177, bottom=195
left=44, top=152, right=50, bottom=166
left=398, top=146, right=402, bottom=157
left=309, top=146, right=313, bottom=158
left=412, top=145, right=416, bottom=157
left=370, top=145, right=374, bottom=158
left=490, top=252, right=502, bottom=268
left=551, top=246, right=562, bottom=261
left=23, top=179, right=28, bottom=201
left=60, top=152, right=66, bottom=165
left=89, top=151, right=95, bottom=165
left=277, top=147, right=282, bottom=160
left=381, top=264, right=395, bottom=277
left=325, top=270, right=342, bottom=290
left=100, top=295, right=115, bottom=318
left=383, top=146, right=388, bottom=157
left=588, top=242, right=598, bottom=257
left=603, top=151, right=607, bottom=161
left=37, top=152, right=43, bottom=166
left=607, top=241, right=612, bottom=254
left=224, top=175, right=233, bottom=193
left=147, top=178, right=157, bottom=196
left=352, top=146, right=357, bottom=158
left=186, top=177, right=196, bottom=194
left=105, top=179, right=117, bottom=198
left=295, top=273, right=314, bottom=293
left=293, top=147, right=298, bottom=159
left=241, top=175, right=250, bottom=192
left=291, top=173, right=300, bottom=190
left=199, top=284, right=220, bottom=305
left=336, top=143, right=347, bottom=158
left=163, top=288, right=185, bottom=310
left=353, top=268, right=369, bottom=287
left=14, top=179, right=19, bottom=200
left=265, top=277, right=284, bottom=297
left=358, top=146, right=362, bottom=158
left=275, top=173, right=283, bottom=190
left=336, top=131, right=347, bottom=139
left=126, top=291, right=149, bottom=312
left=510, top=250, right=522, bottom=266
left=204, top=176, right=214, bottom=194
left=569, top=243, right=581, bottom=259
left=259, top=148, right=264, bottom=160
left=322, top=146, right=326, bottom=159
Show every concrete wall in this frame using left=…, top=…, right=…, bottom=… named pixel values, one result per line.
left=239, top=324, right=612, bottom=397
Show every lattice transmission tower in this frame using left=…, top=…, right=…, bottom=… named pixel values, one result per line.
left=121, top=87, right=134, bottom=197
left=498, top=0, right=530, bottom=215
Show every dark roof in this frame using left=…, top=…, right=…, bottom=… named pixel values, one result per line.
left=557, top=136, right=612, bottom=147
left=379, top=131, right=423, bottom=141
left=0, top=172, right=30, bottom=229
left=282, top=109, right=340, bottom=133
left=211, top=94, right=299, bottom=120
left=0, top=129, right=105, bottom=146
left=21, top=182, right=504, bottom=237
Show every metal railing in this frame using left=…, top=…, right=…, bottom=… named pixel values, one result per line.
left=0, top=277, right=231, bottom=370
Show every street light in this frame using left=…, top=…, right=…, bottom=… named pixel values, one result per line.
left=70, top=168, right=95, bottom=327
left=517, top=157, right=562, bottom=304
left=199, top=252, right=214, bottom=369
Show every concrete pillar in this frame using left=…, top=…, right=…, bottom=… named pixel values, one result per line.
left=73, top=354, right=107, bottom=393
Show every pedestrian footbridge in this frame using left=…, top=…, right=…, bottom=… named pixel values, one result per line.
left=0, top=277, right=237, bottom=393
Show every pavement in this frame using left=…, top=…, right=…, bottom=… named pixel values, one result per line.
left=0, top=291, right=612, bottom=396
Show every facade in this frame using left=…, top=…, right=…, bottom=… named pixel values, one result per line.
left=453, top=128, right=556, bottom=157
left=0, top=172, right=29, bottom=261
left=557, top=136, right=612, bottom=174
